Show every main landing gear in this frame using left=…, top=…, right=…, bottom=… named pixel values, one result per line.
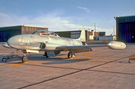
left=22, top=51, right=28, bottom=63
left=67, top=50, right=75, bottom=58
left=43, top=51, right=48, bottom=58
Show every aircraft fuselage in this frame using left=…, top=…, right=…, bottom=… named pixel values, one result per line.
left=7, top=34, right=83, bottom=51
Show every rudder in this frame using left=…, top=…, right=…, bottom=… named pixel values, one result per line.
left=77, top=26, right=86, bottom=42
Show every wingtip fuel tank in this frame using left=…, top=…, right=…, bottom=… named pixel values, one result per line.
left=107, top=41, right=126, bottom=50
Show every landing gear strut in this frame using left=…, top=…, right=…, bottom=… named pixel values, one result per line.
left=22, top=51, right=28, bottom=63
left=43, top=51, right=48, bottom=58
left=67, top=49, right=75, bottom=58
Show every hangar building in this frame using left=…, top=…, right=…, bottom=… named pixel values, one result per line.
left=116, top=15, right=135, bottom=42
left=0, top=25, right=48, bottom=42
left=55, top=30, right=105, bottom=41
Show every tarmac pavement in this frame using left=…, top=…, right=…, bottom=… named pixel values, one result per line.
left=0, top=43, right=135, bottom=89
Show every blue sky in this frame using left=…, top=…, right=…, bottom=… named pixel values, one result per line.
left=0, top=0, right=135, bottom=35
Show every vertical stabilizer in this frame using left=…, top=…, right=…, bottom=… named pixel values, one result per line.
left=77, top=26, right=86, bottom=42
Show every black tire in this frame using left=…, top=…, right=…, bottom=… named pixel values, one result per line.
left=22, top=56, right=28, bottom=62
left=68, top=52, right=71, bottom=58
left=45, top=52, right=49, bottom=58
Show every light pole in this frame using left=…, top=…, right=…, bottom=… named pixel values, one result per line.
left=94, top=23, right=96, bottom=40
left=94, top=23, right=96, bottom=37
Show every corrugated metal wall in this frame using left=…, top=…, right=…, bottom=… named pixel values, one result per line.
left=55, top=30, right=105, bottom=41
left=55, top=32, right=71, bottom=38
left=21, top=26, right=48, bottom=34
left=0, top=25, right=48, bottom=42
left=116, top=16, right=135, bottom=42
left=0, top=26, right=21, bottom=42
left=0, top=31, right=8, bottom=42
left=71, top=32, right=80, bottom=39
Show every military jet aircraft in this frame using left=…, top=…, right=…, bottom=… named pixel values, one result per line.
left=3, top=26, right=126, bottom=62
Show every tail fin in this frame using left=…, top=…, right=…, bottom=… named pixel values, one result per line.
left=77, top=26, right=86, bottom=42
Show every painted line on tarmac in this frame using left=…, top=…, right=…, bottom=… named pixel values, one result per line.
left=24, top=63, right=80, bottom=70
left=10, top=62, right=28, bottom=66
left=18, top=56, right=130, bottom=89
left=18, top=70, right=82, bottom=89
left=89, top=70, right=135, bottom=75
left=84, top=52, right=96, bottom=57
left=10, top=61, right=43, bottom=66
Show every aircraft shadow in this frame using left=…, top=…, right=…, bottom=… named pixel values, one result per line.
left=42, top=59, right=89, bottom=65
left=28, top=55, right=90, bottom=65
left=27, top=53, right=90, bottom=65
left=0, top=53, right=90, bottom=65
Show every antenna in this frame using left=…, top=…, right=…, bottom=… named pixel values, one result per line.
left=94, top=23, right=96, bottom=37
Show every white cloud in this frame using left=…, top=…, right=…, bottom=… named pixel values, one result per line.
left=78, top=6, right=90, bottom=13
left=0, top=13, right=9, bottom=17
left=0, top=12, right=112, bottom=35
left=0, top=12, right=84, bottom=31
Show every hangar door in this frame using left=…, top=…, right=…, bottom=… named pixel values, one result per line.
left=0, top=32, right=8, bottom=42
left=120, top=22, right=135, bottom=42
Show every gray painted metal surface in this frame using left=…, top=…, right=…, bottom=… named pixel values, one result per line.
left=3, top=26, right=126, bottom=62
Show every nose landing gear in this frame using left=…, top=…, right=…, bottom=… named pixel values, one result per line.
left=22, top=55, right=28, bottom=63
left=22, top=50, right=28, bottom=63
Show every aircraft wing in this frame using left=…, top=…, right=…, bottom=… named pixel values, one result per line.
left=56, top=44, right=108, bottom=50
left=56, top=41, right=127, bottom=51
left=56, top=44, right=108, bottom=53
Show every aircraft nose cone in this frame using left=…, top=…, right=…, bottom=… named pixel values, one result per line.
left=7, top=35, right=22, bottom=48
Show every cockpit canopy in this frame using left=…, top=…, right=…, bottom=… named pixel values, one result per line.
left=32, top=30, right=59, bottom=37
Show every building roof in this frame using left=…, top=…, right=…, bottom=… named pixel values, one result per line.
left=21, top=25, right=48, bottom=28
left=54, top=30, right=82, bottom=33
left=0, top=25, right=48, bottom=28
left=116, top=15, right=135, bottom=18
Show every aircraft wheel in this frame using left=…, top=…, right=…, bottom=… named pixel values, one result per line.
left=22, top=56, right=28, bottom=62
left=68, top=52, right=72, bottom=58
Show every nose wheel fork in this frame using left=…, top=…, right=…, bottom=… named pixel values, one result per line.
left=22, top=51, right=28, bottom=63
